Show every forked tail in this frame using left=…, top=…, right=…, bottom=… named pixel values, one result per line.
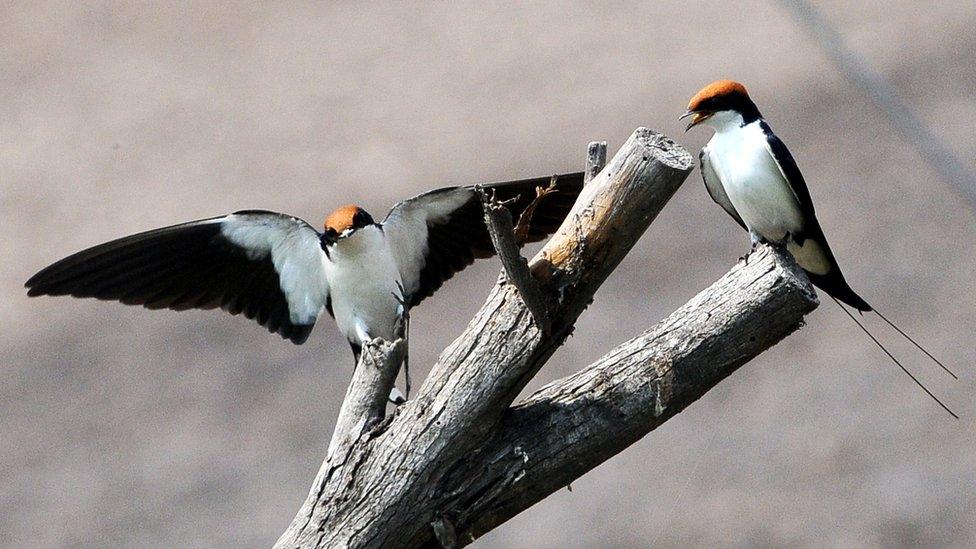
left=873, top=308, right=957, bottom=379
left=830, top=296, right=958, bottom=418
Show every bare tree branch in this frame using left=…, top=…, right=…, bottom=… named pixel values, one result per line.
left=275, top=130, right=818, bottom=548
left=327, top=338, right=406, bottom=459
left=477, top=186, right=552, bottom=332
left=584, top=141, right=608, bottom=185
left=277, top=128, right=691, bottom=548
left=431, top=244, right=819, bottom=543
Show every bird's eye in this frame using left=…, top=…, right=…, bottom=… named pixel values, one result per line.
left=353, top=210, right=373, bottom=227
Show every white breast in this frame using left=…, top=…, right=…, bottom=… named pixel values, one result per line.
left=324, top=225, right=404, bottom=344
left=706, top=121, right=804, bottom=243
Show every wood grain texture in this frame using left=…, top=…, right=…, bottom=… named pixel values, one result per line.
left=430, top=244, right=819, bottom=543
left=327, top=338, right=406, bottom=459
left=275, top=130, right=813, bottom=548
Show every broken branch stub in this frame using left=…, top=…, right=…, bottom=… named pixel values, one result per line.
left=584, top=141, right=608, bottom=184
left=327, top=338, right=406, bottom=459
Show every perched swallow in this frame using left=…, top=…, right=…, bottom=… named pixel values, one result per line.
left=26, top=173, right=583, bottom=364
left=682, top=80, right=957, bottom=417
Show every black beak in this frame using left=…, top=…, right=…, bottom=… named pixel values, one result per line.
left=679, top=110, right=708, bottom=132
left=320, top=231, right=337, bottom=249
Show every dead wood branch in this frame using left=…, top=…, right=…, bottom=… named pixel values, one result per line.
left=584, top=141, right=608, bottom=184
left=431, top=244, right=819, bottom=542
left=276, top=130, right=818, bottom=548
left=478, top=186, right=553, bottom=332
left=327, top=338, right=406, bottom=459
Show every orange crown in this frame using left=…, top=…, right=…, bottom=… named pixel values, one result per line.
left=687, top=80, right=749, bottom=111
left=324, top=205, right=361, bottom=233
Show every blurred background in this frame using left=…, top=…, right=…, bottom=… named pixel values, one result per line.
left=2, top=1, right=974, bottom=547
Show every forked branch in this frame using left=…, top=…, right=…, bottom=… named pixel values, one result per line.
left=433, top=245, right=819, bottom=542
left=276, top=130, right=820, bottom=548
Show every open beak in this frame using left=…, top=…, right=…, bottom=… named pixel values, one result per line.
left=680, top=110, right=711, bottom=131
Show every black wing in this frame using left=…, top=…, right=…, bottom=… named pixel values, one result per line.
left=383, top=172, right=585, bottom=307
left=759, top=122, right=871, bottom=311
left=760, top=121, right=818, bottom=218
left=25, top=211, right=330, bottom=344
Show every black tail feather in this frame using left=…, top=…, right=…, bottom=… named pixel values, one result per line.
left=872, top=308, right=958, bottom=380
left=807, top=270, right=872, bottom=312
left=805, top=256, right=957, bottom=380
left=831, top=296, right=958, bottom=419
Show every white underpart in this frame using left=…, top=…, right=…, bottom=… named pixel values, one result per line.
left=324, top=224, right=404, bottom=345
left=214, top=187, right=479, bottom=347
left=220, top=213, right=330, bottom=324
left=703, top=112, right=831, bottom=275
left=218, top=190, right=474, bottom=347
left=704, top=113, right=803, bottom=242
left=785, top=233, right=830, bottom=275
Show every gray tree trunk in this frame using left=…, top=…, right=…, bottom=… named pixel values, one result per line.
left=275, top=128, right=819, bottom=548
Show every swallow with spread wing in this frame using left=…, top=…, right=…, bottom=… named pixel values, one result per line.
left=27, top=173, right=583, bottom=369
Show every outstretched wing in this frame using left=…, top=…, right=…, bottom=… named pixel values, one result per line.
left=25, top=210, right=330, bottom=344
left=382, top=172, right=584, bottom=307
left=700, top=147, right=745, bottom=230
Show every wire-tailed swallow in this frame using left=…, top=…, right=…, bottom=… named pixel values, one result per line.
left=682, top=80, right=957, bottom=417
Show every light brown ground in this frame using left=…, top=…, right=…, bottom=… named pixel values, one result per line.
left=2, top=2, right=974, bottom=547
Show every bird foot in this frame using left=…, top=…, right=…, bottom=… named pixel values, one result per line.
left=740, top=233, right=765, bottom=264
left=388, top=387, right=406, bottom=405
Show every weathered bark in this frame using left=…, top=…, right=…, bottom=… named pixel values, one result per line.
left=276, top=129, right=820, bottom=548
left=432, top=245, right=818, bottom=544
left=327, top=338, right=406, bottom=459
left=583, top=141, right=608, bottom=185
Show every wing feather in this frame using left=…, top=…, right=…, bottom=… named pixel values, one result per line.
left=383, top=172, right=584, bottom=307
left=700, top=147, right=746, bottom=230
left=757, top=122, right=870, bottom=310
left=26, top=211, right=329, bottom=344
left=759, top=121, right=817, bottom=218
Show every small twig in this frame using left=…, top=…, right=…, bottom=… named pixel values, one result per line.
left=477, top=186, right=552, bottom=332
left=513, top=176, right=558, bottom=244
left=584, top=141, right=608, bottom=185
